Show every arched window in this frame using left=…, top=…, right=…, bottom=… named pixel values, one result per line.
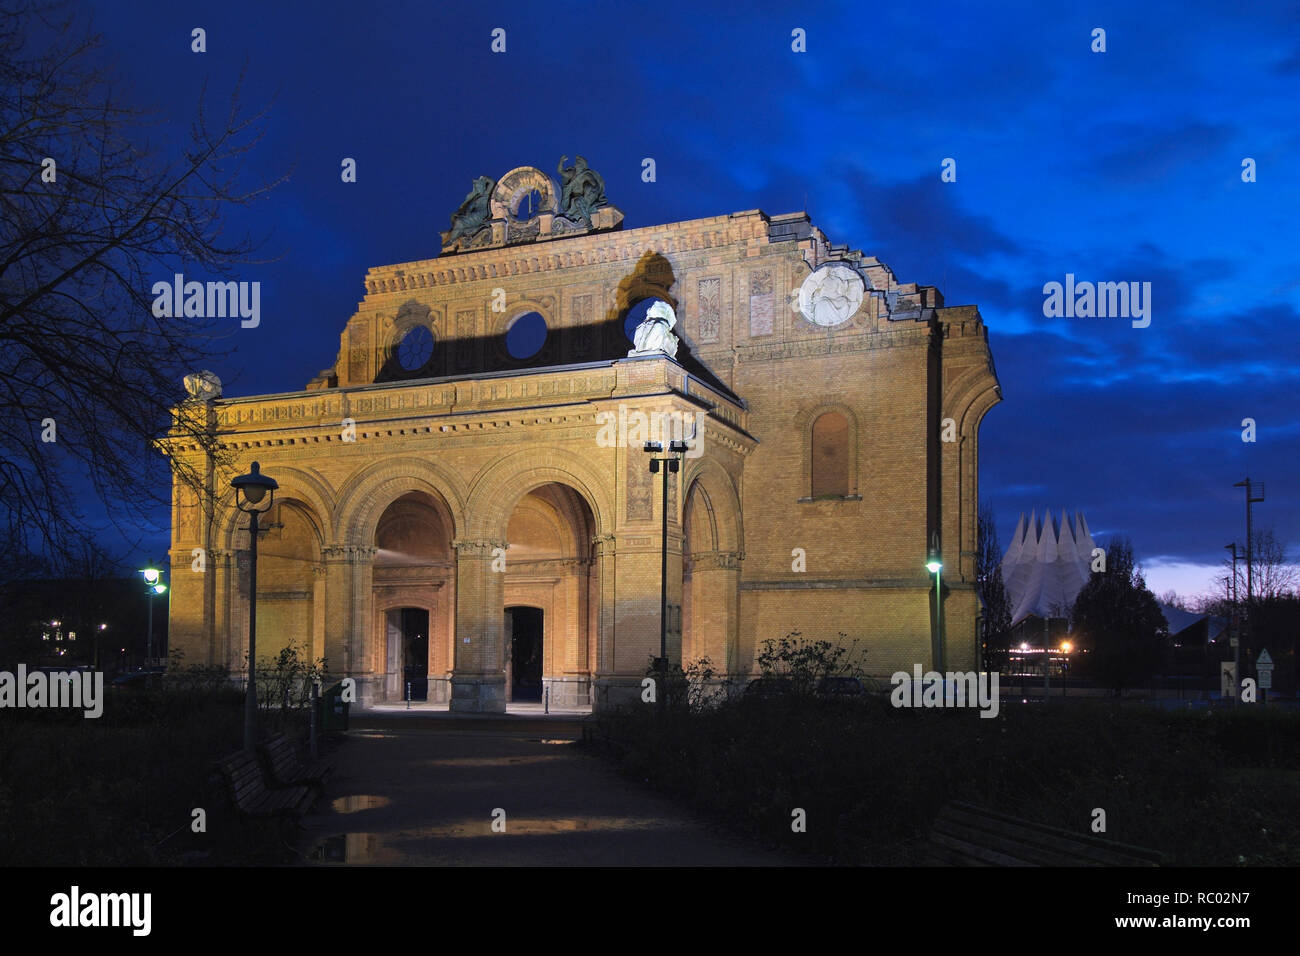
left=810, top=411, right=850, bottom=497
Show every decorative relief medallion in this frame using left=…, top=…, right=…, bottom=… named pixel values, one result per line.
left=798, top=263, right=866, bottom=327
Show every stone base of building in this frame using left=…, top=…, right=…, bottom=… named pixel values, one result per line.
left=450, top=675, right=507, bottom=713
left=540, top=676, right=591, bottom=709
left=591, top=676, right=650, bottom=713
left=428, top=676, right=452, bottom=704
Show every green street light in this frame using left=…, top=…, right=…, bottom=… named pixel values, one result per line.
left=138, top=565, right=168, bottom=670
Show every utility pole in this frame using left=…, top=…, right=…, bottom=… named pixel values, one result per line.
left=1225, top=543, right=1239, bottom=706
left=1232, top=478, right=1264, bottom=700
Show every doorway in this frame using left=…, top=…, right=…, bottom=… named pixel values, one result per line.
left=506, top=606, right=543, bottom=702
left=395, top=607, right=428, bottom=702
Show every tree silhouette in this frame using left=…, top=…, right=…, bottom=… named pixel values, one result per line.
left=976, top=501, right=1012, bottom=672
left=0, top=2, right=280, bottom=565
left=1069, top=537, right=1168, bottom=694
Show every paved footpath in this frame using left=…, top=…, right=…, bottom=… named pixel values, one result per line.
left=299, top=712, right=797, bottom=866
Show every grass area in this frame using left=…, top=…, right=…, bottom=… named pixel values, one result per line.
left=0, top=686, right=314, bottom=866
left=584, top=696, right=1300, bottom=865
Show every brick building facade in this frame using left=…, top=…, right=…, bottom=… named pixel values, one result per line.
left=162, top=163, right=1002, bottom=712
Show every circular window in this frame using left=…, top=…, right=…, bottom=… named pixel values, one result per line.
left=506, top=312, right=547, bottom=359
left=514, top=188, right=543, bottom=221
left=397, top=325, right=434, bottom=371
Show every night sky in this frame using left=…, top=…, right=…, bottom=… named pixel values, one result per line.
left=72, top=0, right=1298, bottom=601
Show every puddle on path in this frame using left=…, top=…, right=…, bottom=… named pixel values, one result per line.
left=331, top=794, right=391, bottom=813
left=415, top=754, right=567, bottom=768
left=308, top=816, right=680, bottom=864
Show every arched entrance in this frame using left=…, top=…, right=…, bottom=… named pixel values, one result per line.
left=682, top=466, right=743, bottom=677
left=501, top=481, right=597, bottom=709
left=222, top=492, right=327, bottom=677
left=371, top=490, right=454, bottom=702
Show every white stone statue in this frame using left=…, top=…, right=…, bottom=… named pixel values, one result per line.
left=628, top=300, right=679, bottom=358
left=183, top=370, right=223, bottom=402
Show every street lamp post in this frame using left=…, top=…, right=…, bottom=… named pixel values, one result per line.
left=644, top=439, right=687, bottom=712
left=139, top=566, right=167, bottom=669
left=232, top=461, right=279, bottom=752
left=926, top=532, right=944, bottom=672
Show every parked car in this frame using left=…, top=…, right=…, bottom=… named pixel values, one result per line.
left=744, top=677, right=794, bottom=698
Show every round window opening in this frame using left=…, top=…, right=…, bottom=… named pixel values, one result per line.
left=514, top=188, right=543, bottom=221
left=506, top=312, right=547, bottom=360
left=397, top=325, right=434, bottom=372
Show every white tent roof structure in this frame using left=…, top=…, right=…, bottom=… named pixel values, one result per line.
left=1000, top=510, right=1097, bottom=625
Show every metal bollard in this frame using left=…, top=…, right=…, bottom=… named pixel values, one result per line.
left=544, top=687, right=549, bottom=714
left=406, top=681, right=411, bottom=709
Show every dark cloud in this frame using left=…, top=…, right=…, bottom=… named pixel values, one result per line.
left=1087, top=122, right=1237, bottom=184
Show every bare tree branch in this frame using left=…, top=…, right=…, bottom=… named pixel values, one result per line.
left=0, top=1, right=284, bottom=565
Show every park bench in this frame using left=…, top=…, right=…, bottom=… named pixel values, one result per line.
left=928, top=801, right=1163, bottom=866
left=215, top=749, right=317, bottom=822
left=258, top=732, right=333, bottom=794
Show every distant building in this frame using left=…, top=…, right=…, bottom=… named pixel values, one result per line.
left=1155, top=602, right=1228, bottom=646
left=1001, top=510, right=1097, bottom=644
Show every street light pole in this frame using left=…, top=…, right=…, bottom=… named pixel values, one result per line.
left=926, top=532, right=944, bottom=672
left=645, top=439, right=687, bottom=712
left=233, top=461, right=278, bottom=752
left=139, top=566, right=167, bottom=669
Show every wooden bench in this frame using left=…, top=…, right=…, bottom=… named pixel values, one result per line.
left=258, top=733, right=332, bottom=794
left=928, top=801, right=1163, bottom=866
left=216, top=749, right=317, bottom=821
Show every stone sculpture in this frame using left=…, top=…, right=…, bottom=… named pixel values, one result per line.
left=183, top=370, right=222, bottom=402
left=628, top=300, right=679, bottom=358
left=446, top=175, right=496, bottom=245
left=557, top=155, right=608, bottom=226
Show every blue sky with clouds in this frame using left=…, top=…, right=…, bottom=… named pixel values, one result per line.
left=77, top=0, right=1299, bottom=599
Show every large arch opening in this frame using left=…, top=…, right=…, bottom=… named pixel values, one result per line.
left=235, top=498, right=325, bottom=673
left=502, top=481, right=597, bottom=709
left=682, top=467, right=742, bottom=684
left=371, top=490, right=454, bottom=702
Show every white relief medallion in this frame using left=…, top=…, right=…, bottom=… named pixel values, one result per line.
left=798, top=263, right=865, bottom=327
